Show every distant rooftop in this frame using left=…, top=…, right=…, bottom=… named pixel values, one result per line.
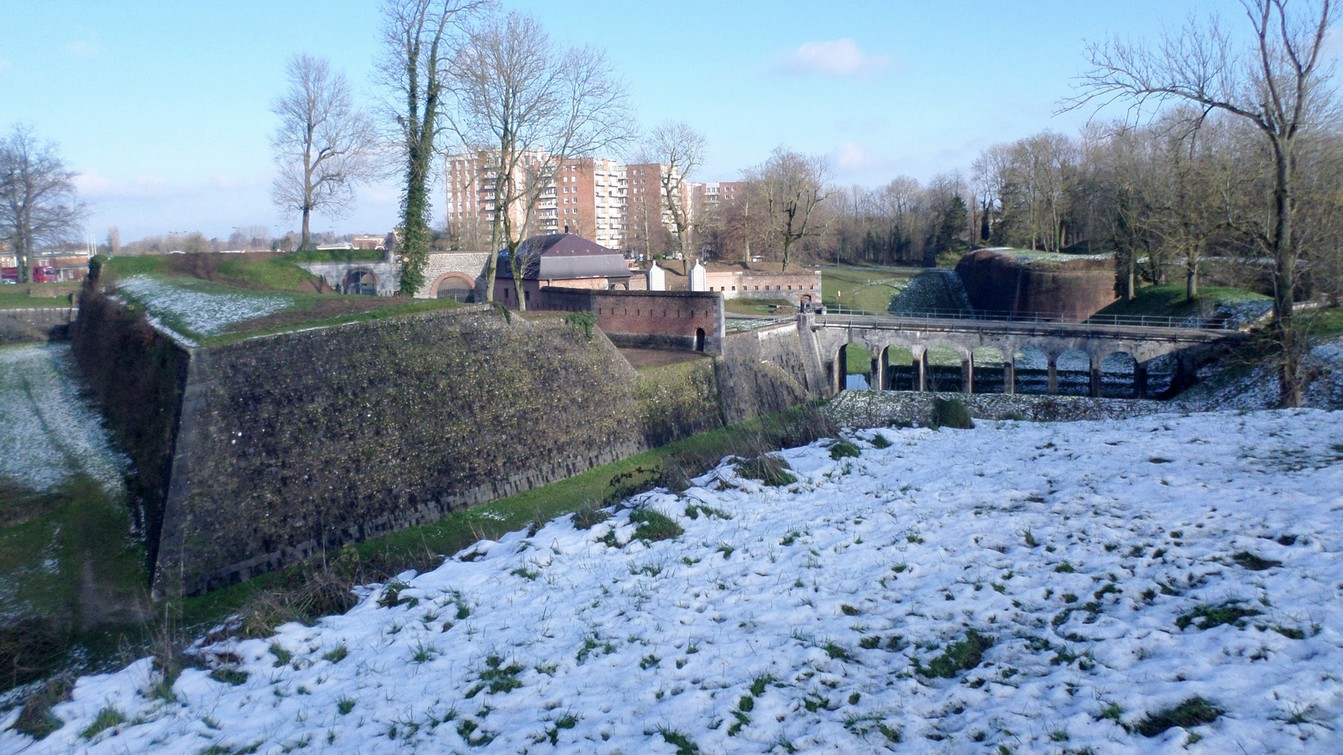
left=499, top=234, right=631, bottom=280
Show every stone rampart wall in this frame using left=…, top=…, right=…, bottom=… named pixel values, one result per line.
left=73, top=289, right=817, bottom=596
left=717, top=323, right=817, bottom=423
left=0, top=307, right=77, bottom=343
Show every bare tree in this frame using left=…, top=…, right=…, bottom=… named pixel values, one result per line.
left=640, top=121, right=705, bottom=257
left=1075, top=0, right=1337, bottom=406
left=106, top=225, right=121, bottom=256
left=379, top=0, right=486, bottom=296
left=443, top=11, right=633, bottom=310
left=755, top=147, right=829, bottom=272
left=271, top=54, right=378, bottom=252
left=0, top=125, right=85, bottom=283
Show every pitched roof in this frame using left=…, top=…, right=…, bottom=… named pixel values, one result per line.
left=498, top=234, right=631, bottom=280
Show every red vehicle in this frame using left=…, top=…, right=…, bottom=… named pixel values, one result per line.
left=1, top=266, right=59, bottom=283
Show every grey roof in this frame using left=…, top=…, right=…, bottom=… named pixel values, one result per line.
left=498, top=234, right=631, bottom=280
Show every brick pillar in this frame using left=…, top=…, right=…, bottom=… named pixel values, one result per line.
left=913, top=349, right=927, bottom=392
left=962, top=354, right=974, bottom=395
left=1135, top=362, right=1148, bottom=399
left=1089, top=353, right=1103, bottom=398
left=1004, top=356, right=1016, bottom=395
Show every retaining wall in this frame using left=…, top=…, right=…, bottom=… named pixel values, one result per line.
left=956, top=250, right=1116, bottom=321
left=0, top=307, right=77, bottom=344
left=73, top=290, right=816, bottom=596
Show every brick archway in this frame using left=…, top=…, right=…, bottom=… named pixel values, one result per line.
left=431, top=272, right=478, bottom=302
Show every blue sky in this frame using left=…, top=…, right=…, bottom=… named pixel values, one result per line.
left=0, top=0, right=1267, bottom=242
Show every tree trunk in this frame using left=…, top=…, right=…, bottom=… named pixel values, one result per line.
left=1271, top=145, right=1302, bottom=407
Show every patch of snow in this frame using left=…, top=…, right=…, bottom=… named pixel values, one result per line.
left=0, top=344, right=128, bottom=494
left=6, top=409, right=1343, bottom=753
left=115, top=275, right=293, bottom=337
left=887, top=270, right=972, bottom=315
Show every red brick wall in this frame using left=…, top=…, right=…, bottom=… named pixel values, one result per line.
left=702, top=270, right=821, bottom=305
left=956, top=250, right=1117, bottom=321
left=541, top=286, right=722, bottom=353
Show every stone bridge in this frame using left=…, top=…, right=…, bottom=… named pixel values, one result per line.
left=801, top=312, right=1247, bottom=398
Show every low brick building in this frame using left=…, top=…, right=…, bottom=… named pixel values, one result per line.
left=495, top=234, right=633, bottom=309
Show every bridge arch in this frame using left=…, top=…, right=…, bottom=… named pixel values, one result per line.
left=969, top=345, right=1010, bottom=394
left=805, top=311, right=1240, bottom=399
left=1056, top=348, right=1091, bottom=396
left=1097, top=351, right=1138, bottom=398
left=343, top=269, right=378, bottom=296
left=431, top=272, right=478, bottom=302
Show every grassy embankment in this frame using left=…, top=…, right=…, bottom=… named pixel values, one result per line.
left=100, top=252, right=463, bottom=346
left=0, top=284, right=81, bottom=309
left=0, top=476, right=148, bottom=697
left=1093, top=284, right=1269, bottom=320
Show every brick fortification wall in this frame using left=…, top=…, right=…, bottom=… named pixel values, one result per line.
left=956, top=250, right=1117, bottom=321
left=542, top=287, right=723, bottom=354
left=703, top=270, right=821, bottom=305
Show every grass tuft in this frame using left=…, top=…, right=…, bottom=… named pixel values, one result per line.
left=1176, top=601, right=1262, bottom=631
left=736, top=455, right=798, bottom=486
left=931, top=396, right=974, bottom=430
left=828, top=438, right=862, bottom=460
left=1231, top=551, right=1282, bottom=571
left=1134, top=697, right=1223, bottom=737
left=918, top=629, right=994, bottom=678
left=629, top=507, right=684, bottom=544
left=80, top=706, right=126, bottom=741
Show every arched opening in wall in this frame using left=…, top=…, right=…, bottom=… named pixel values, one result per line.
left=1144, top=354, right=1177, bottom=397
left=1014, top=347, right=1049, bottom=395
left=695, top=328, right=706, bottom=352
left=883, top=345, right=915, bottom=390
left=971, top=346, right=1008, bottom=394
left=925, top=344, right=964, bottom=393
left=434, top=273, right=476, bottom=302
left=839, top=342, right=874, bottom=390
left=344, top=269, right=377, bottom=296
left=1100, top=352, right=1137, bottom=398
left=1056, top=349, right=1091, bottom=396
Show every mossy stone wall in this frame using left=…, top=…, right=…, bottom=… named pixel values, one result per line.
left=73, top=292, right=819, bottom=596
left=152, top=307, right=644, bottom=594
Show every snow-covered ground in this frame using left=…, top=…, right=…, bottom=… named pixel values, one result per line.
left=115, top=275, right=293, bottom=340
left=887, top=271, right=972, bottom=316
left=4, top=409, right=1340, bottom=753
left=0, top=344, right=126, bottom=494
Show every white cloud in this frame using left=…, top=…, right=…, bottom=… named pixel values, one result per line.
left=75, top=171, right=182, bottom=201
left=779, top=38, right=892, bottom=77
left=833, top=141, right=872, bottom=171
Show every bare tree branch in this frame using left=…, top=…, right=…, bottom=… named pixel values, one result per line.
left=0, top=124, right=86, bottom=283
left=271, top=54, right=378, bottom=251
